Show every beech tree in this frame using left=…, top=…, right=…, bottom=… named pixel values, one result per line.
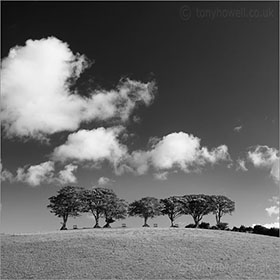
left=81, top=187, right=116, bottom=228
left=160, top=196, right=184, bottom=227
left=211, top=195, right=235, bottom=225
left=103, top=197, right=128, bottom=228
left=128, top=197, right=162, bottom=227
left=47, top=186, right=83, bottom=230
left=179, top=194, right=214, bottom=228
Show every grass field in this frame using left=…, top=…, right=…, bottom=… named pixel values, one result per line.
left=1, top=228, right=279, bottom=279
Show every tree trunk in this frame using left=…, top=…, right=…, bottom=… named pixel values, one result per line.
left=216, top=214, right=219, bottom=225
left=170, top=217, right=175, bottom=227
left=143, top=216, right=150, bottom=227
left=103, top=217, right=115, bottom=228
left=193, top=216, right=200, bottom=228
left=60, top=215, right=68, bottom=230
left=93, top=212, right=101, bottom=228
left=216, top=212, right=221, bottom=225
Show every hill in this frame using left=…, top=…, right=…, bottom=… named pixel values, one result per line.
left=1, top=228, right=279, bottom=279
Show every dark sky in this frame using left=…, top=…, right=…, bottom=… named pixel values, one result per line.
left=1, top=1, right=279, bottom=233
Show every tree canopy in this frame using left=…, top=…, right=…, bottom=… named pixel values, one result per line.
left=80, top=187, right=117, bottom=228
left=47, top=186, right=83, bottom=230
left=211, top=195, right=235, bottom=225
left=103, top=197, right=128, bottom=228
left=178, top=194, right=215, bottom=228
left=160, top=196, right=184, bottom=227
left=128, top=197, right=162, bottom=227
left=48, top=186, right=236, bottom=230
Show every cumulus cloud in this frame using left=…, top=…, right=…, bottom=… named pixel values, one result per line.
left=236, top=159, right=248, bottom=172
left=0, top=162, right=14, bottom=182
left=124, top=150, right=151, bottom=175
left=265, top=196, right=279, bottom=217
left=154, top=171, right=169, bottom=181
left=16, top=161, right=55, bottom=187
left=98, top=176, right=114, bottom=186
left=83, top=78, right=156, bottom=123
left=2, top=161, right=78, bottom=186
left=51, top=131, right=230, bottom=177
left=52, top=127, right=127, bottom=172
left=57, top=164, right=78, bottom=184
left=234, top=126, right=242, bottom=132
left=248, top=145, right=279, bottom=182
left=265, top=206, right=279, bottom=217
left=125, top=132, right=230, bottom=176
left=150, top=132, right=201, bottom=170
left=1, top=37, right=156, bottom=140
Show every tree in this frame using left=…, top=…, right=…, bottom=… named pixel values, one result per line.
left=179, top=194, right=214, bottom=228
left=128, top=197, right=162, bottom=227
left=160, top=196, right=184, bottom=227
left=81, top=187, right=116, bottom=228
left=47, top=186, right=83, bottom=230
left=211, top=195, right=235, bottom=225
left=103, top=197, right=128, bottom=228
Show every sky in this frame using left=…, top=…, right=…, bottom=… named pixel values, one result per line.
left=1, top=1, right=279, bottom=233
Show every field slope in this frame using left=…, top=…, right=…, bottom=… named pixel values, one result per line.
left=1, top=228, right=279, bottom=279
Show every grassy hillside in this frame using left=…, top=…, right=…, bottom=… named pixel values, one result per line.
left=1, top=228, right=279, bottom=279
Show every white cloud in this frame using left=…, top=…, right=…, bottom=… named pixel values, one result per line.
left=4, top=161, right=79, bottom=186
left=124, top=150, right=151, bottom=175
left=0, top=162, right=14, bottom=183
left=16, top=161, right=55, bottom=187
left=1, top=37, right=156, bottom=140
left=234, top=126, right=242, bottom=132
left=154, top=171, right=169, bottom=180
left=57, top=164, right=78, bottom=184
left=248, top=145, right=279, bottom=182
left=198, top=145, right=230, bottom=165
left=125, top=132, right=230, bottom=175
left=51, top=131, right=230, bottom=176
left=265, top=196, right=279, bottom=217
left=98, top=176, right=114, bottom=186
left=52, top=127, right=127, bottom=172
left=83, top=79, right=156, bottom=123
left=236, top=158, right=248, bottom=172
left=265, top=206, right=279, bottom=217
left=150, top=132, right=201, bottom=170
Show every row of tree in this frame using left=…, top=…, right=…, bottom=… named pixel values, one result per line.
left=47, top=186, right=235, bottom=230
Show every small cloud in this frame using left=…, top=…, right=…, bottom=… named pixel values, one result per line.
left=0, top=166, right=14, bottom=183
left=265, top=206, right=279, bottom=217
left=98, top=176, right=114, bottom=186
left=6, top=161, right=79, bottom=186
left=52, top=127, right=128, bottom=174
left=265, top=196, right=279, bottom=217
left=248, top=145, right=279, bottom=183
left=236, top=159, right=248, bottom=172
left=57, top=164, right=78, bottom=185
left=234, top=126, right=242, bottom=132
left=154, top=171, right=169, bottom=181
left=16, top=161, right=55, bottom=187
